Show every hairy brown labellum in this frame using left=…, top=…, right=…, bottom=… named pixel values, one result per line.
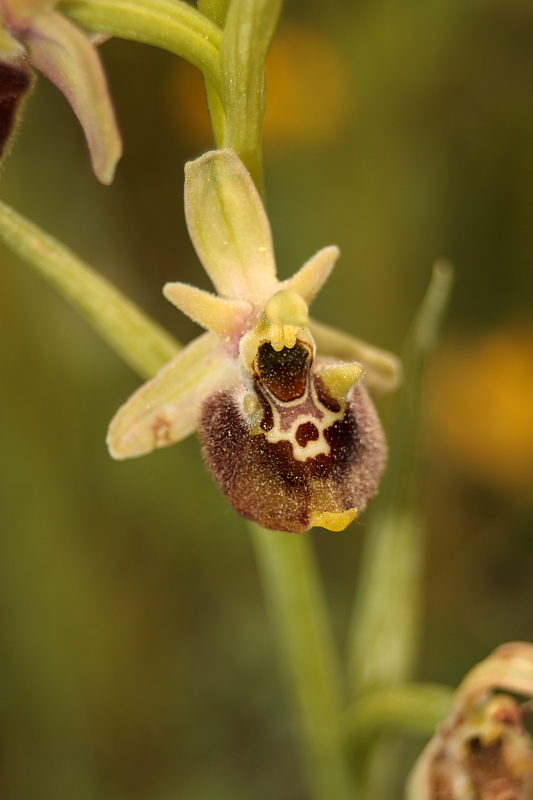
left=200, top=342, right=387, bottom=533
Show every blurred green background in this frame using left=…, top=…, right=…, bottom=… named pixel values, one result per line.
left=1, top=0, right=533, bottom=797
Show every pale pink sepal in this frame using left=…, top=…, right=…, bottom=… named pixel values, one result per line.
left=163, top=281, right=253, bottom=352
left=25, top=9, right=122, bottom=184
left=281, top=245, right=339, bottom=306
left=107, top=331, right=239, bottom=459
left=184, top=149, right=278, bottom=305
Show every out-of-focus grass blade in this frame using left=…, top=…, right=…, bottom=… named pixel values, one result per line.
left=348, top=260, right=454, bottom=696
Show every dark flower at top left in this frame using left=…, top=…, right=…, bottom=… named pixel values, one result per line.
left=0, top=0, right=121, bottom=183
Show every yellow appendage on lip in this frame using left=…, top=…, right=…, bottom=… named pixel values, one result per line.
left=310, top=507, right=358, bottom=532
left=240, top=289, right=314, bottom=369
left=265, top=289, right=309, bottom=351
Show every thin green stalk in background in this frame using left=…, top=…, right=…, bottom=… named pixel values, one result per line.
left=203, top=6, right=356, bottom=795
left=348, top=261, right=454, bottom=698
left=346, top=261, right=454, bottom=798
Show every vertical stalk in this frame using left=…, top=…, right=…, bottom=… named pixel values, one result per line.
left=198, top=0, right=228, bottom=147
left=218, top=0, right=283, bottom=191
left=249, top=524, right=354, bottom=800
left=226, top=4, right=353, bottom=797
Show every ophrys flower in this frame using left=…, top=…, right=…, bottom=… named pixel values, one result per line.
left=107, top=149, right=400, bottom=533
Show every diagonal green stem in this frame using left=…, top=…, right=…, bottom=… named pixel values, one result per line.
left=60, top=0, right=223, bottom=94
left=343, top=683, right=453, bottom=749
left=0, top=200, right=180, bottom=380
left=249, top=524, right=354, bottom=800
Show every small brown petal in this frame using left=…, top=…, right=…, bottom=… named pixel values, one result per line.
left=25, top=10, right=122, bottom=184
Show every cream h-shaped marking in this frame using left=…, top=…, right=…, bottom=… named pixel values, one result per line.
left=239, top=290, right=364, bottom=462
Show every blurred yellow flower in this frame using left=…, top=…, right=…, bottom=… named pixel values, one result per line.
left=430, top=321, right=533, bottom=493
left=263, top=21, right=347, bottom=146
left=167, top=21, right=347, bottom=148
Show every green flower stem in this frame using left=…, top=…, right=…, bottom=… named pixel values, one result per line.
left=249, top=524, right=354, bottom=800
left=348, top=261, right=454, bottom=698
left=343, top=683, right=453, bottom=749
left=225, top=4, right=352, bottom=796
left=0, top=200, right=180, bottom=380
left=219, top=0, right=283, bottom=190
left=59, top=0, right=223, bottom=95
left=198, top=0, right=228, bottom=148
left=198, top=0, right=230, bottom=25
left=203, top=79, right=227, bottom=148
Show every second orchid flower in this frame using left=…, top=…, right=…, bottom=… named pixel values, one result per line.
left=0, top=0, right=121, bottom=182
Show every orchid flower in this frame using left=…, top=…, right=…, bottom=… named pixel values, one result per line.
left=107, top=148, right=401, bottom=533
left=0, top=0, right=121, bottom=183
left=407, top=642, right=533, bottom=800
